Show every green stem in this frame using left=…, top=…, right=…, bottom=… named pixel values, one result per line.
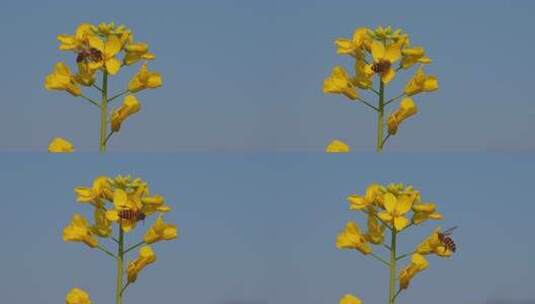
left=79, top=94, right=100, bottom=108
left=99, top=71, right=109, bottom=152
left=388, top=229, right=397, bottom=304
left=96, top=245, right=116, bottom=259
left=103, top=131, right=114, bottom=146
left=396, top=251, right=413, bottom=261
left=116, top=227, right=124, bottom=304
left=376, top=80, right=385, bottom=152
left=124, top=240, right=145, bottom=254
left=384, top=93, right=405, bottom=106
left=370, top=252, right=390, bottom=267
left=108, top=90, right=129, bottom=103
left=357, top=97, right=379, bottom=112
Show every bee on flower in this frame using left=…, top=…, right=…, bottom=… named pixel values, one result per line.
left=62, top=175, right=178, bottom=304
left=44, top=22, right=164, bottom=152
left=336, top=182, right=456, bottom=304
left=323, top=25, right=439, bottom=152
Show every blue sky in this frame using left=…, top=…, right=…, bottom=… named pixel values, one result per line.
left=0, top=153, right=534, bottom=304
left=0, top=0, right=534, bottom=151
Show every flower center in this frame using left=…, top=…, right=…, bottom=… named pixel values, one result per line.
left=371, top=59, right=391, bottom=74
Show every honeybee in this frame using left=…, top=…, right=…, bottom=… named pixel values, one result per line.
left=371, top=59, right=391, bottom=74
left=437, top=226, right=457, bottom=253
left=76, top=47, right=102, bottom=63
left=117, top=209, right=146, bottom=223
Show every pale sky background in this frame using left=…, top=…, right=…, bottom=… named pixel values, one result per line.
left=0, top=153, right=533, bottom=304
left=0, top=0, right=534, bottom=151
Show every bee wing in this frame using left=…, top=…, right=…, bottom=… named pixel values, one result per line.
left=442, top=225, right=458, bottom=235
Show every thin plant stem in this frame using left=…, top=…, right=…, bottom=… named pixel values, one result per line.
left=388, top=229, right=397, bottom=304
left=384, top=93, right=405, bottom=106
left=382, top=134, right=391, bottom=147
left=103, top=131, right=114, bottom=146
left=357, top=97, right=379, bottom=111
left=124, top=240, right=145, bottom=255
left=392, top=288, right=402, bottom=302
left=93, top=84, right=103, bottom=92
left=371, top=88, right=380, bottom=96
left=370, top=252, right=390, bottom=267
left=108, top=90, right=129, bottom=103
left=396, top=251, right=413, bottom=261
left=120, top=282, right=131, bottom=296
left=376, top=80, right=385, bottom=152
left=99, top=71, right=109, bottom=152
left=116, top=226, right=124, bottom=304
left=96, top=245, right=116, bottom=259
left=79, top=94, right=100, bottom=108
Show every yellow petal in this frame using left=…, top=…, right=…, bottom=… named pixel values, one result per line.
left=88, top=35, right=105, bottom=52
left=393, top=216, right=409, bottom=231
left=383, top=193, right=396, bottom=213
left=48, top=137, right=74, bottom=153
left=381, top=67, right=396, bottom=84
left=65, top=288, right=92, bottom=304
left=371, top=41, right=385, bottom=62
left=105, top=35, right=122, bottom=57
left=384, top=42, right=402, bottom=63
left=105, top=58, right=121, bottom=75
left=340, top=294, right=362, bottom=304
left=326, top=140, right=350, bottom=153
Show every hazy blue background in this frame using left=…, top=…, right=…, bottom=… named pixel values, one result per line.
left=0, top=153, right=533, bottom=304
left=0, top=0, right=534, bottom=151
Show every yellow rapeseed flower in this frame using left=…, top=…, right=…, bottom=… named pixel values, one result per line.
left=140, top=194, right=172, bottom=215
left=378, top=192, right=413, bottom=231
left=326, top=139, right=351, bottom=152
left=323, top=66, right=358, bottom=100
left=387, top=97, right=418, bottom=135
left=45, top=62, right=81, bottom=96
left=106, top=188, right=142, bottom=232
left=87, top=34, right=123, bottom=75
left=48, top=137, right=75, bottom=153
left=74, top=176, right=112, bottom=205
left=128, top=63, right=163, bottom=93
left=399, top=253, right=428, bottom=290
left=339, top=294, right=362, bottom=304
left=364, top=208, right=386, bottom=244
left=370, top=40, right=402, bottom=84
left=401, top=47, right=431, bottom=69
left=404, top=66, right=438, bottom=96
left=91, top=207, right=112, bottom=238
left=144, top=216, right=178, bottom=244
left=336, top=221, right=372, bottom=254
left=352, top=58, right=374, bottom=89
left=74, top=62, right=97, bottom=87
left=124, top=42, right=156, bottom=65
left=347, top=183, right=382, bottom=210
left=65, top=288, right=92, bottom=304
left=56, top=23, right=94, bottom=51
left=127, top=246, right=157, bottom=283
left=110, top=95, right=141, bottom=132
left=416, top=227, right=453, bottom=257
left=335, top=27, right=372, bottom=58
left=412, top=202, right=443, bottom=224
left=63, top=214, right=98, bottom=248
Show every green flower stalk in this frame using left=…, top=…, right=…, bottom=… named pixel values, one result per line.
left=45, top=22, right=162, bottom=152
left=62, top=175, right=178, bottom=304
left=323, top=26, right=439, bottom=152
left=335, top=183, right=456, bottom=304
